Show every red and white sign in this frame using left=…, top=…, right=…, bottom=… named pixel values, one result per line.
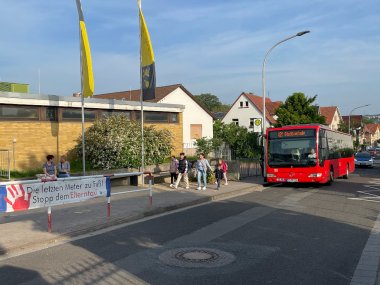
left=0, top=177, right=107, bottom=213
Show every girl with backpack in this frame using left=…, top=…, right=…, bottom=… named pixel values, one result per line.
left=219, top=159, right=228, bottom=185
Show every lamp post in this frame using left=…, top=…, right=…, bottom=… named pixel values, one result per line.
left=261, top=30, right=310, bottom=180
left=262, top=30, right=310, bottom=134
left=348, top=104, right=370, bottom=135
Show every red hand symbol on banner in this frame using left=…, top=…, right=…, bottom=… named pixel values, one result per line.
left=4, top=184, right=31, bottom=211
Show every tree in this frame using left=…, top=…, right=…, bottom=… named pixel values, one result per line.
left=213, top=121, right=260, bottom=159
left=74, top=114, right=173, bottom=169
left=193, top=93, right=230, bottom=112
left=194, top=137, right=222, bottom=157
left=338, top=121, right=349, bottom=133
left=275, top=93, right=326, bottom=127
left=362, top=117, right=376, bottom=124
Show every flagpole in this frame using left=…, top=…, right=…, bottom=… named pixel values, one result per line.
left=80, top=33, right=86, bottom=177
left=139, top=0, right=144, bottom=185
left=77, top=0, right=86, bottom=176
left=75, top=0, right=94, bottom=177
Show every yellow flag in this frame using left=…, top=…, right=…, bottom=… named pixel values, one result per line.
left=76, top=0, right=94, bottom=98
left=139, top=0, right=156, bottom=100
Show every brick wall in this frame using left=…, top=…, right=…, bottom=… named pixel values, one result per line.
left=0, top=113, right=183, bottom=171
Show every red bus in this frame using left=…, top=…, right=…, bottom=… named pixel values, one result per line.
left=264, top=124, right=354, bottom=184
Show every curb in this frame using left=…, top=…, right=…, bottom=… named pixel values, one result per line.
left=0, top=183, right=263, bottom=257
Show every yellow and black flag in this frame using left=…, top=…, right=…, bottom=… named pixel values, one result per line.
left=75, top=0, right=94, bottom=98
left=138, top=0, right=156, bottom=101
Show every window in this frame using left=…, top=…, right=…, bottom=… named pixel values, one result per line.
left=145, top=112, right=169, bottom=122
left=245, top=101, right=249, bottom=107
left=46, top=107, right=57, bottom=121
left=0, top=105, right=39, bottom=120
left=249, top=118, right=254, bottom=128
left=135, top=112, right=179, bottom=123
left=240, top=102, right=243, bottom=107
left=171, top=113, right=179, bottom=123
left=268, top=129, right=317, bottom=167
left=62, top=109, right=96, bottom=121
left=102, top=111, right=130, bottom=119
left=232, top=119, right=239, bottom=126
left=325, top=129, right=354, bottom=159
left=191, top=124, right=202, bottom=139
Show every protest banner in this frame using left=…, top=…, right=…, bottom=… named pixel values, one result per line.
left=0, top=176, right=109, bottom=213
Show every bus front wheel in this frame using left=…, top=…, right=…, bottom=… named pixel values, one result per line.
left=327, top=168, right=334, bottom=185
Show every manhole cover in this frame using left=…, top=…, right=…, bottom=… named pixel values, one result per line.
left=159, top=247, right=235, bottom=268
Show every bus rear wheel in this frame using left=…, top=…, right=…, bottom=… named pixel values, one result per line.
left=343, top=164, right=349, bottom=179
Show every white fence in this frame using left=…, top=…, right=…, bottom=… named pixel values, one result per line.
left=183, top=142, right=197, bottom=156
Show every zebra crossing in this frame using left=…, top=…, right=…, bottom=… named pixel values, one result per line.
left=349, top=178, right=380, bottom=202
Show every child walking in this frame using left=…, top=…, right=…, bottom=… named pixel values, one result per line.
left=214, top=163, right=224, bottom=190
left=169, top=155, right=179, bottom=188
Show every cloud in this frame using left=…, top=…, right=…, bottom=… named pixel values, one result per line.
left=0, top=0, right=379, bottom=115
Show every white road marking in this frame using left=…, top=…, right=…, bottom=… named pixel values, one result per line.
left=350, top=212, right=380, bottom=285
left=351, top=178, right=380, bottom=203
left=348, top=198, right=380, bottom=203
left=357, top=191, right=380, bottom=198
left=277, top=191, right=315, bottom=208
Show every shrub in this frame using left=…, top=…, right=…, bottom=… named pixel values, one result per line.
left=74, top=114, right=173, bottom=170
left=194, top=137, right=222, bottom=157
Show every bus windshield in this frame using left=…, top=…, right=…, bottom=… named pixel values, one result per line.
left=268, top=129, right=317, bottom=167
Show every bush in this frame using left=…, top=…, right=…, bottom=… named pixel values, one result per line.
left=194, top=137, right=222, bottom=157
left=74, top=114, right=173, bottom=170
left=213, top=120, right=260, bottom=159
left=189, top=169, right=216, bottom=184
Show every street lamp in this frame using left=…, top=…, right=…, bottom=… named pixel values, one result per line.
left=348, top=104, right=370, bottom=135
left=261, top=30, right=310, bottom=180
left=262, top=30, right=310, bottom=134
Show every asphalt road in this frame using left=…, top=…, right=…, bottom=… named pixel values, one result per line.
left=1, top=166, right=380, bottom=285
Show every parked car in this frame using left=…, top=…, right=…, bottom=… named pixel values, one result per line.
left=368, top=148, right=377, bottom=157
left=355, top=152, right=374, bottom=168
left=367, top=146, right=377, bottom=157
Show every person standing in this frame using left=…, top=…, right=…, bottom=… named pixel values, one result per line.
left=174, top=153, right=189, bottom=189
left=43, top=154, right=57, bottom=177
left=219, top=159, right=228, bottom=185
left=214, top=163, right=224, bottom=190
left=196, top=153, right=212, bottom=190
left=169, top=155, right=179, bottom=188
left=58, top=155, right=70, bottom=178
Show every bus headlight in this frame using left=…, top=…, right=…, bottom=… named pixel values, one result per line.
left=308, top=173, right=322, bottom=178
left=267, top=174, right=277, bottom=178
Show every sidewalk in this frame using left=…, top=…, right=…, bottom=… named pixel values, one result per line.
left=0, top=176, right=263, bottom=258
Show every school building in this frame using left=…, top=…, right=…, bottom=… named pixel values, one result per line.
left=0, top=91, right=184, bottom=171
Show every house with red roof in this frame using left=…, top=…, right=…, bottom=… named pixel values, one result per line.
left=222, top=93, right=346, bottom=133
left=95, top=84, right=214, bottom=154
left=222, top=92, right=281, bottom=130
left=364, top=124, right=380, bottom=146
left=318, top=106, right=342, bottom=131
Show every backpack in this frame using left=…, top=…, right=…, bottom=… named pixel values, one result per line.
left=187, top=160, right=192, bottom=169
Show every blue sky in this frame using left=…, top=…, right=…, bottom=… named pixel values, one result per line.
left=1, top=0, right=379, bottom=115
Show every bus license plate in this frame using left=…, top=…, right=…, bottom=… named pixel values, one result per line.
left=287, top=179, right=298, bottom=182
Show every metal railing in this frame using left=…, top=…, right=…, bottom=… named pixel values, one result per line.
left=0, top=149, right=10, bottom=180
